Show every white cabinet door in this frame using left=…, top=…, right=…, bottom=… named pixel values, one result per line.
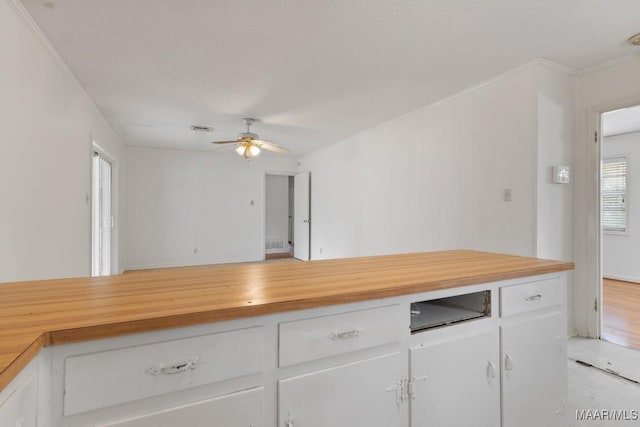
left=409, top=329, right=500, bottom=427
left=106, top=387, right=263, bottom=427
left=279, top=353, right=402, bottom=427
left=0, top=373, right=36, bottom=427
left=501, top=312, right=567, bottom=427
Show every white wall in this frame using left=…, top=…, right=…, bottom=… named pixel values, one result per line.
left=574, top=55, right=640, bottom=337
left=534, top=63, right=576, bottom=333
left=300, top=62, right=575, bottom=262
left=602, top=132, right=640, bottom=283
left=0, top=0, right=125, bottom=282
left=125, top=147, right=297, bottom=269
left=535, top=64, right=575, bottom=262
left=265, top=175, right=290, bottom=254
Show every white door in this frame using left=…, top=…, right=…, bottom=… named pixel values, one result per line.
left=410, top=329, right=500, bottom=427
left=92, top=151, right=112, bottom=276
left=279, top=353, right=402, bottom=427
left=501, top=312, right=567, bottom=427
left=293, top=172, right=310, bottom=261
left=106, top=387, right=263, bottom=427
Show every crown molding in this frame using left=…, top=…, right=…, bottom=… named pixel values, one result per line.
left=579, top=53, right=640, bottom=77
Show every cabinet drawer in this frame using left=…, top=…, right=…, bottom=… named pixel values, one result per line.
left=500, top=277, right=563, bottom=317
left=64, top=326, right=263, bottom=416
left=105, top=387, right=263, bottom=427
left=279, top=305, right=400, bottom=367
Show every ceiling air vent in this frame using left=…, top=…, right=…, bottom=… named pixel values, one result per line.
left=190, top=125, right=214, bottom=132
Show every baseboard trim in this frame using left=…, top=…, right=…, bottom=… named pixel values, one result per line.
left=604, top=275, right=640, bottom=284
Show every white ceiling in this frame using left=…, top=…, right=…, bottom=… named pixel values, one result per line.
left=602, top=104, right=640, bottom=137
left=21, top=0, right=640, bottom=156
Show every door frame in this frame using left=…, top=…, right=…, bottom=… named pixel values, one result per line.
left=91, top=141, right=117, bottom=276
left=263, top=170, right=297, bottom=261
left=585, top=96, right=640, bottom=339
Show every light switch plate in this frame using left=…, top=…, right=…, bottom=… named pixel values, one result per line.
left=553, top=166, right=570, bottom=184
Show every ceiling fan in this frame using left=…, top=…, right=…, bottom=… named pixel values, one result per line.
left=212, top=118, right=290, bottom=158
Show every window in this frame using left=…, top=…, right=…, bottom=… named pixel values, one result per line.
left=602, top=156, right=628, bottom=233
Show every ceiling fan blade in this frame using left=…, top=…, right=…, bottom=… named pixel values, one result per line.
left=254, top=139, right=290, bottom=154
left=211, top=140, right=240, bottom=145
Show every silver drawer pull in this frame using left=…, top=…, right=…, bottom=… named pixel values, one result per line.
left=525, top=294, right=542, bottom=301
left=146, top=357, right=200, bottom=376
left=328, top=329, right=360, bottom=340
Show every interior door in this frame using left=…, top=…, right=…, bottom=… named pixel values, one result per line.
left=294, top=172, right=310, bottom=261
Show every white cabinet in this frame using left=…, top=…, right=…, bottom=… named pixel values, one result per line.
left=500, top=311, right=567, bottom=427
left=63, top=326, right=263, bottom=415
left=409, top=329, right=500, bottom=427
left=500, top=277, right=563, bottom=317
left=279, top=305, right=400, bottom=367
left=0, top=369, right=37, bottom=427
left=279, top=353, right=402, bottom=427
left=105, top=387, right=263, bottom=427
left=25, top=272, right=568, bottom=427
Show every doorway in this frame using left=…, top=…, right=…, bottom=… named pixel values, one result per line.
left=265, top=174, right=294, bottom=260
left=599, top=104, right=640, bottom=350
left=92, top=150, right=113, bottom=276
left=264, top=172, right=311, bottom=261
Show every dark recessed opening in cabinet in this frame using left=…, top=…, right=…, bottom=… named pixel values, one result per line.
left=410, top=290, right=491, bottom=333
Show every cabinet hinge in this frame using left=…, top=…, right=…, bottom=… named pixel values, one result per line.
left=594, top=297, right=598, bottom=312
left=407, top=376, right=428, bottom=400
left=595, top=131, right=598, bottom=143
left=387, top=376, right=429, bottom=403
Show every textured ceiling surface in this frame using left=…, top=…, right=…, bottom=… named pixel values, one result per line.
left=20, top=0, right=640, bottom=156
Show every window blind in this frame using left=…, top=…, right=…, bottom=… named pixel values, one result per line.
left=602, top=156, right=627, bottom=233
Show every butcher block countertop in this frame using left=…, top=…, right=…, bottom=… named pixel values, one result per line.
left=0, top=249, right=573, bottom=391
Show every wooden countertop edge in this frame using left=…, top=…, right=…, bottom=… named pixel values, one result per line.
left=0, top=260, right=572, bottom=391
left=0, top=334, right=47, bottom=392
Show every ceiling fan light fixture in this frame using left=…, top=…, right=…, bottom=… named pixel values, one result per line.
left=235, top=143, right=261, bottom=158
left=235, top=145, right=247, bottom=156
left=212, top=118, right=289, bottom=157
left=248, top=144, right=260, bottom=157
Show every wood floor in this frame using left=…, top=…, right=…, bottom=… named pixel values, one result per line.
left=602, top=278, right=640, bottom=351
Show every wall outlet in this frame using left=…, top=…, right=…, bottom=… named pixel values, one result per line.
left=503, top=189, right=512, bottom=202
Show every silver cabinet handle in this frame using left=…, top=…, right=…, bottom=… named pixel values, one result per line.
left=486, top=360, right=496, bottom=380
left=285, top=414, right=295, bottom=427
left=504, top=354, right=515, bottom=371
left=328, top=329, right=360, bottom=340
left=146, top=357, right=199, bottom=376
left=525, top=294, right=542, bottom=301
